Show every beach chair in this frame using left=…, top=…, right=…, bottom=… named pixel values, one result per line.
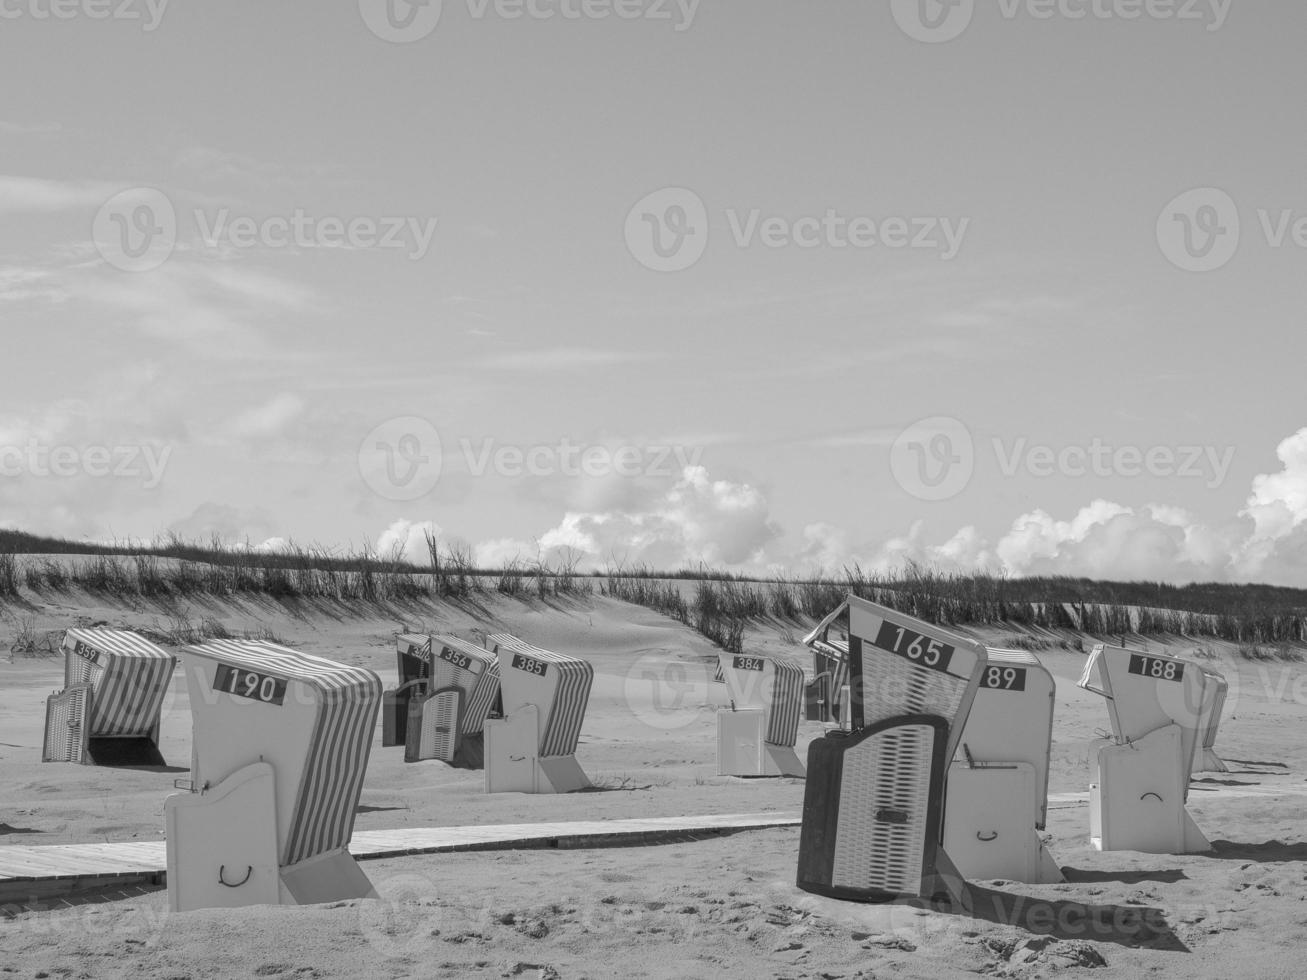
left=484, top=633, right=593, bottom=794
left=382, top=633, right=433, bottom=748
left=797, top=596, right=986, bottom=905
left=805, top=636, right=850, bottom=724
left=403, top=634, right=501, bottom=768
left=1191, top=667, right=1229, bottom=773
left=944, top=648, right=1063, bottom=883
left=716, top=652, right=806, bottom=777
left=1078, top=643, right=1211, bottom=853
left=164, top=640, right=382, bottom=911
left=42, top=629, right=175, bottom=767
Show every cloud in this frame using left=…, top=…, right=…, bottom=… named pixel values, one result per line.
left=525, top=465, right=781, bottom=570
left=0, top=174, right=116, bottom=213
left=477, top=348, right=661, bottom=372
left=377, top=519, right=443, bottom=563
left=166, top=503, right=280, bottom=546
left=0, top=120, right=63, bottom=137
left=225, top=393, right=306, bottom=440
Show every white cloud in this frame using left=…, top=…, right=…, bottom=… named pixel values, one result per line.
left=376, top=519, right=443, bottom=563
left=226, top=393, right=306, bottom=440
left=0, top=174, right=116, bottom=213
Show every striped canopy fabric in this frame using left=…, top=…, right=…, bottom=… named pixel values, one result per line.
left=430, top=635, right=500, bottom=736
left=765, top=657, right=806, bottom=748
left=187, top=640, right=382, bottom=868
left=488, top=633, right=592, bottom=758
left=62, top=629, right=175, bottom=737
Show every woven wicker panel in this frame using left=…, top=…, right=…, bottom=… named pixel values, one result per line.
left=830, top=723, right=935, bottom=894
left=418, top=689, right=462, bottom=763
left=857, top=650, right=971, bottom=729
left=43, top=685, right=90, bottom=764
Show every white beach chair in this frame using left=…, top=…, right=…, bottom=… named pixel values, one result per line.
left=404, top=634, right=501, bottom=768
left=1078, top=643, right=1211, bottom=853
left=716, top=652, right=806, bottom=777
left=944, top=648, right=1063, bottom=883
left=483, top=633, right=593, bottom=794
left=42, top=629, right=175, bottom=767
left=1191, top=667, right=1229, bottom=773
left=164, top=640, right=382, bottom=911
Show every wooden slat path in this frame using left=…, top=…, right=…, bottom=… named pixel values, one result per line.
left=0, top=812, right=800, bottom=894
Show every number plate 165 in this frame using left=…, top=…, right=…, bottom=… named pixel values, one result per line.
left=214, top=663, right=288, bottom=705
left=872, top=622, right=956, bottom=674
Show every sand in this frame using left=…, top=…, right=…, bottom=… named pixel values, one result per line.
left=3, top=586, right=1307, bottom=978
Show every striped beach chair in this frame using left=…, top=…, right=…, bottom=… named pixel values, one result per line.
left=715, top=652, right=806, bottom=777
left=164, top=640, right=382, bottom=911
left=943, top=648, right=1063, bottom=883
left=1078, top=643, right=1211, bottom=854
left=483, top=633, right=593, bottom=794
left=382, top=633, right=431, bottom=748
left=42, top=629, right=176, bottom=767
left=797, top=596, right=987, bottom=905
left=403, top=634, right=501, bottom=768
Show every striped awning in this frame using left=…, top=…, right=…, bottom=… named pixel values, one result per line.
left=62, top=629, right=175, bottom=738
left=430, top=635, right=500, bottom=736
left=186, top=640, right=382, bottom=868
left=488, top=633, right=592, bottom=758
left=765, top=657, right=805, bottom=747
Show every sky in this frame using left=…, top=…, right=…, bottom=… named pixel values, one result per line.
left=2, top=0, right=1307, bottom=584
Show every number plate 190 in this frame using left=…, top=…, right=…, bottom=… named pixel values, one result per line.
left=214, top=663, right=288, bottom=705
left=511, top=653, right=548, bottom=677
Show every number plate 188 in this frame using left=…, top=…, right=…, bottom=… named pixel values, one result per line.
left=214, top=663, right=288, bottom=705
left=871, top=622, right=957, bottom=674
left=1128, top=654, right=1184, bottom=683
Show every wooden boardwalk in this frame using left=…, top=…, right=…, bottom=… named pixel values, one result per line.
left=0, top=812, right=800, bottom=899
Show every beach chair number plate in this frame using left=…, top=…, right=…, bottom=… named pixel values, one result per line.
left=72, top=641, right=101, bottom=664
left=732, top=656, right=765, bottom=672
left=214, top=663, right=288, bottom=705
left=438, top=647, right=473, bottom=671
left=511, top=653, right=549, bottom=677
left=871, top=622, right=956, bottom=674
left=1128, top=654, right=1184, bottom=682
left=980, top=665, right=1027, bottom=691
